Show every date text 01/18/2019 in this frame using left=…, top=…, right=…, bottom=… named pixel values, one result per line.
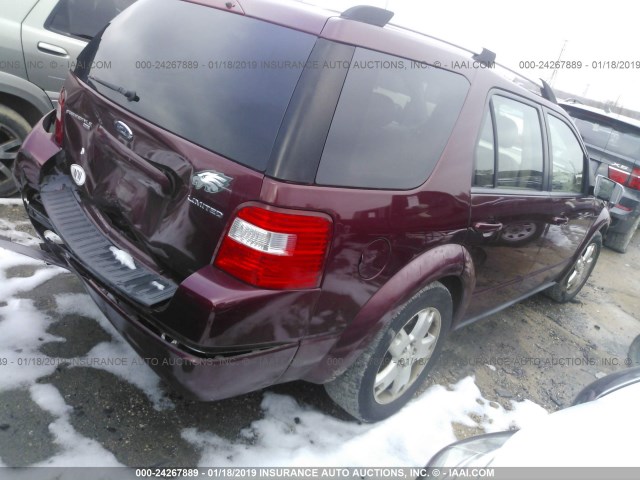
left=519, top=60, right=640, bottom=69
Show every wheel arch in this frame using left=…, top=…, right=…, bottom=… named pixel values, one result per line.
left=562, top=205, right=609, bottom=278
left=0, top=72, right=54, bottom=125
left=304, top=243, right=476, bottom=383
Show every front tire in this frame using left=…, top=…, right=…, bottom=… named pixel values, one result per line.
left=324, top=282, right=452, bottom=422
left=545, top=232, right=601, bottom=303
left=0, top=105, right=31, bottom=197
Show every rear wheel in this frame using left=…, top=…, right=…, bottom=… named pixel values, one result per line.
left=545, top=232, right=601, bottom=303
left=0, top=105, right=31, bottom=197
left=324, top=282, right=452, bottom=422
left=604, top=215, right=640, bottom=253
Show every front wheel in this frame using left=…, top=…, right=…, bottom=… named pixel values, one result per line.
left=545, top=232, right=602, bottom=303
left=324, top=282, right=452, bottom=422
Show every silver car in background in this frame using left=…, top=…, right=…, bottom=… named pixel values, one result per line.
left=0, top=0, right=136, bottom=196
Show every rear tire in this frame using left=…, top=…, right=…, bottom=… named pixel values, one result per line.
left=324, top=282, right=452, bottom=422
left=0, top=105, right=31, bottom=197
left=604, top=215, right=640, bottom=253
left=545, top=232, right=601, bottom=303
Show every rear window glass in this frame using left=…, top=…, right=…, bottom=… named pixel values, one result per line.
left=74, top=0, right=316, bottom=171
left=316, top=48, right=469, bottom=189
left=567, top=110, right=640, bottom=160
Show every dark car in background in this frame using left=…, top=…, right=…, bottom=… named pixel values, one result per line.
left=6, top=0, right=616, bottom=422
left=0, top=0, right=137, bottom=196
left=561, top=101, right=640, bottom=252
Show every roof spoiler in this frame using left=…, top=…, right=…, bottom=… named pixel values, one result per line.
left=341, top=5, right=394, bottom=27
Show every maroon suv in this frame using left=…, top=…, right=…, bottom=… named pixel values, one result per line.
left=8, top=0, right=612, bottom=422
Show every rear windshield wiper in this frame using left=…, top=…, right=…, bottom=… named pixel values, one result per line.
left=88, top=75, right=139, bottom=102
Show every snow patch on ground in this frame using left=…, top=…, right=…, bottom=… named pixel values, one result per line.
left=0, top=248, right=63, bottom=298
left=30, top=383, right=72, bottom=417
left=0, top=298, right=64, bottom=391
left=0, top=218, right=41, bottom=246
left=29, top=384, right=123, bottom=468
left=109, top=246, right=136, bottom=270
left=183, top=377, right=548, bottom=467
left=0, top=249, right=66, bottom=391
left=55, top=293, right=173, bottom=410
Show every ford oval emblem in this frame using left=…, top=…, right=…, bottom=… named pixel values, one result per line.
left=114, top=120, right=133, bottom=140
left=70, top=164, right=86, bottom=186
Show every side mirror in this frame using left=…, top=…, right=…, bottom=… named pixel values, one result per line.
left=593, top=174, right=624, bottom=207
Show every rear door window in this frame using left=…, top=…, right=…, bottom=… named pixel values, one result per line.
left=46, top=0, right=137, bottom=39
left=493, top=96, right=544, bottom=190
left=547, top=115, right=586, bottom=193
left=473, top=95, right=545, bottom=190
left=473, top=110, right=495, bottom=187
left=316, top=48, right=469, bottom=189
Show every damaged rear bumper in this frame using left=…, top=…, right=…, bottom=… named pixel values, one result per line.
left=3, top=111, right=325, bottom=401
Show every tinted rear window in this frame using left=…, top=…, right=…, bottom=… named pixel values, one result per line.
left=316, top=48, right=469, bottom=189
left=566, top=109, right=640, bottom=160
left=75, top=0, right=316, bottom=171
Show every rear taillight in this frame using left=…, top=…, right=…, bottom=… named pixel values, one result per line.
left=214, top=205, right=332, bottom=289
left=54, top=88, right=65, bottom=146
left=609, top=165, right=640, bottom=191
left=628, top=167, right=640, bottom=190
left=608, top=165, right=628, bottom=184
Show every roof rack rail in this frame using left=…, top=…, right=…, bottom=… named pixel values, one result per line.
left=385, top=21, right=556, bottom=102
left=539, top=79, right=558, bottom=104
left=341, top=5, right=394, bottom=27
left=472, top=48, right=496, bottom=65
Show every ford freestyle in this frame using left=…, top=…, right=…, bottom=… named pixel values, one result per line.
left=7, top=0, right=614, bottom=422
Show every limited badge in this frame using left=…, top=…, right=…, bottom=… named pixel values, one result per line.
left=70, top=164, right=86, bottom=186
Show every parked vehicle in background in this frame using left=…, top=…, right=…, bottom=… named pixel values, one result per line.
left=0, top=0, right=137, bottom=196
left=561, top=100, right=640, bottom=253
left=426, top=367, right=640, bottom=468
left=6, top=0, right=618, bottom=422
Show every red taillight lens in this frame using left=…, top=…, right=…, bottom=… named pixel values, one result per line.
left=608, top=165, right=629, bottom=185
left=609, top=165, right=640, bottom=191
left=54, top=88, right=65, bottom=146
left=214, top=206, right=332, bottom=289
left=628, top=167, right=640, bottom=190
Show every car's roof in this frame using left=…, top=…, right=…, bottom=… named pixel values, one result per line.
left=187, top=0, right=562, bottom=114
left=560, top=101, right=640, bottom=130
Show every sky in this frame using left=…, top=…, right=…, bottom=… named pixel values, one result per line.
left=301, top=0, right=640, bottom=111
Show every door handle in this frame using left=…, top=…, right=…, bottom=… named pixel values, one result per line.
left=551, top=216, right=569, bottom=226
left=37, top=42, right=69, bottom=57
left=473, top=222, right=503, bottom=236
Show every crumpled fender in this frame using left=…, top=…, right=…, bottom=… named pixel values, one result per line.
left=304, top=243, right=476, bottom=383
